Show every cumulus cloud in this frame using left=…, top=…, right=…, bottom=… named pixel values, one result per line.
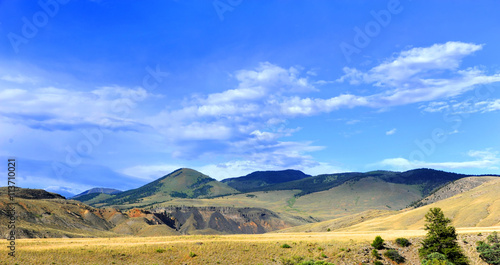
left=140, top=45, right=500, bottom=171
left=4, top=43, right=500, bottom=183
left=386, top=128, right=397, bottom=135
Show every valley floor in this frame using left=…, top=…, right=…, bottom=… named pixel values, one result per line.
left=1, top=227, right=498, bottom=265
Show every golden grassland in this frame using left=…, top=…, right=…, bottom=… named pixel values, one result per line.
left=1, top=228, right=498, bottom=265
left=344, top=178, right=500, bottom=231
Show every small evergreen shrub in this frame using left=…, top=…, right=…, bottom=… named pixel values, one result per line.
left=384, top=249, right=405, bottom=263
left=372, top=236, right=385, bottom=250
left=281, top=243, right=292, bottom=248
left=477, top=231, right=500, bottom=265
left=421, top=252, right=454, bottom=265
left=372, top=249, right=381, bottom=259
left=395, top=237, right=411, bottom=247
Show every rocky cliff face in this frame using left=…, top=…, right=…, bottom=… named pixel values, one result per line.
left=151, top=206, right=291, bottom=234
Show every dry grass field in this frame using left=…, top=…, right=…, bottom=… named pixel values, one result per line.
left=1, top=228, right=498, bottom=265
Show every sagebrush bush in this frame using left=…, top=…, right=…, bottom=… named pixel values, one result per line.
left=395, top=237, right=410, bottom=247
left=371, top=249, right=381, bottom=259
left=384, top=249, right=405, bottom=263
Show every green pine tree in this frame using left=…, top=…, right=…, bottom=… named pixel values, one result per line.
left=419, top=208, right=468, bottom=265
left=422, top=252, right=454, bottom=265
left=476, top=231, right=500, bottom=265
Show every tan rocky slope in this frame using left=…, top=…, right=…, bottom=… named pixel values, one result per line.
left=411, top=176, right=498, bottom=207
left=342, top=177, right=500, bottom=231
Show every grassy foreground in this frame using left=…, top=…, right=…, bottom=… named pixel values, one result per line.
left=1, top=228, right=498, bottom=265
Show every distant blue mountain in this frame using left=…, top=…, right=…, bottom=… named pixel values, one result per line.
left=72, top=187, right=122, bottom=198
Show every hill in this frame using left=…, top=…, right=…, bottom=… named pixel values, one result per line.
left=72, top=188, right=122, bottom=198
left=234, top=168, right=468, bottom=197
left=221, top=169, right=311, bottom=192
left=80, top=168, right=239, bottom=208
left=0, top=187, right=297, bottom=238
left=340, top=176, right=500, bottom=231
left=271, top=176, right=500, bottom=234
left=0, top=188, right=124, bottom=238
left=129, top=168, right=477, bottom=221
left=0, top=187, right=65, bottom=200
left=288, top=176, right=423, bottom=220
left=409, top=176, right=497, bottom=208
left=273, top=209, right=394, bottom=233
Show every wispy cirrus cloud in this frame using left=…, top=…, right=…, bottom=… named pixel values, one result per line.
left=376, top=149, right=500, bottom=171
left=0, top=86, right=153, bottom=131
left=336, top=42, right=500, bottom=108
left=0, top=74, right=38, bottom=84
left=420, top=98, right=500, bottom=114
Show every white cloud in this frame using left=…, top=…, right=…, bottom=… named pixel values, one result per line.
left=346, top=119, right=361, bottom=125
left=376, top=149, right=500, bottom=171
left=279, top=94, right=368, bottom=116
left=199, top=159, right=345, bottom=180
left=4, top=43, right=500, bottom=180
left=18, top=175, right=94, bottom=195
left=122, top=164, right=183, bottom=181
left=0, top=86, right=152, bottom=131
left=386, top=128, right=397, bottom=135
left=1, top=74, right=38, bottom=84
left=143, top=46, right=500, bottom=169
left=337, top=42, right=500, bottom=107
left=420, top=98, right=500, bottom=114
left=338, top=42, right=483, bottom=86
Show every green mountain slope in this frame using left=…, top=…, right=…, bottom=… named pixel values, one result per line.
left=239, top=168, right=468, bottom=197
left=94, top=168, right=239, bottom=208
left=221, top=169, right=311, bottom=192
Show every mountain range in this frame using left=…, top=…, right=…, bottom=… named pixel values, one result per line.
left=1, top=168, right=498, bottom=238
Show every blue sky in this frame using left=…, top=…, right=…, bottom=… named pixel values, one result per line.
left=1, top=0, right=500, bottom=195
